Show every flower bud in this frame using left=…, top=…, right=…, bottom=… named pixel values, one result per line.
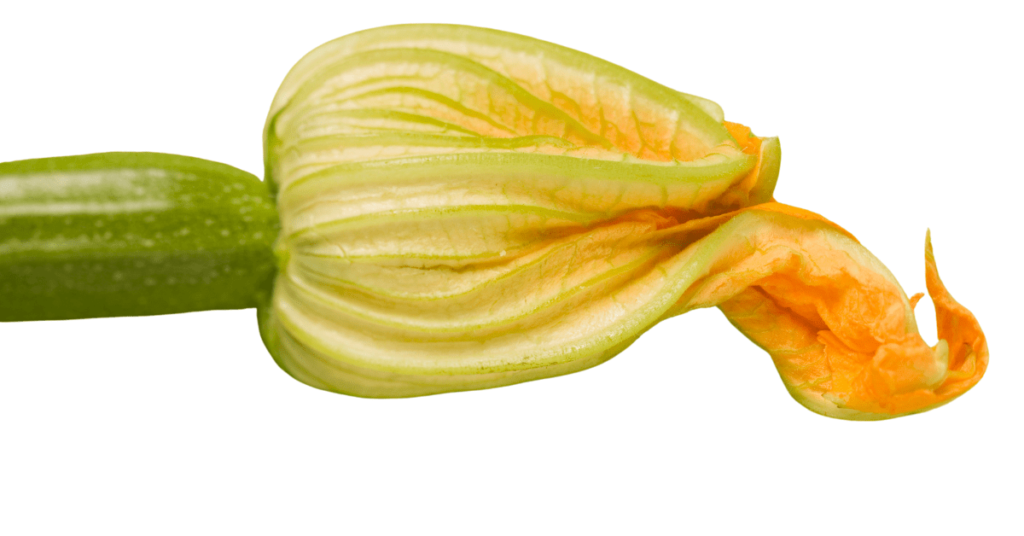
left=258, top=24, right=986, bottom=419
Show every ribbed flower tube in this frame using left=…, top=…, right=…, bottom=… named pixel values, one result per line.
left=259, top=24, right=986, bottom=419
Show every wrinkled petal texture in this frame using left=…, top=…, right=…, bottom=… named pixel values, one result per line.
left=261, top=24, right=985, bottom=419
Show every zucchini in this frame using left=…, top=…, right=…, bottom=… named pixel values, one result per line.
left=0, top=152, right=279, bottom=321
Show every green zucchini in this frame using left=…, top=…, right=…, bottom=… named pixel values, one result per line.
left=0, top=152, right=279, bottom=321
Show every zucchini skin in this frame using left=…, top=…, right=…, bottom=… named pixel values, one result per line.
left=0, top=153, right=279, bottom=321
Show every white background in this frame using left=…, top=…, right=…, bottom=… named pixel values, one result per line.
left=1, top=1, right=1021, bottom=534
